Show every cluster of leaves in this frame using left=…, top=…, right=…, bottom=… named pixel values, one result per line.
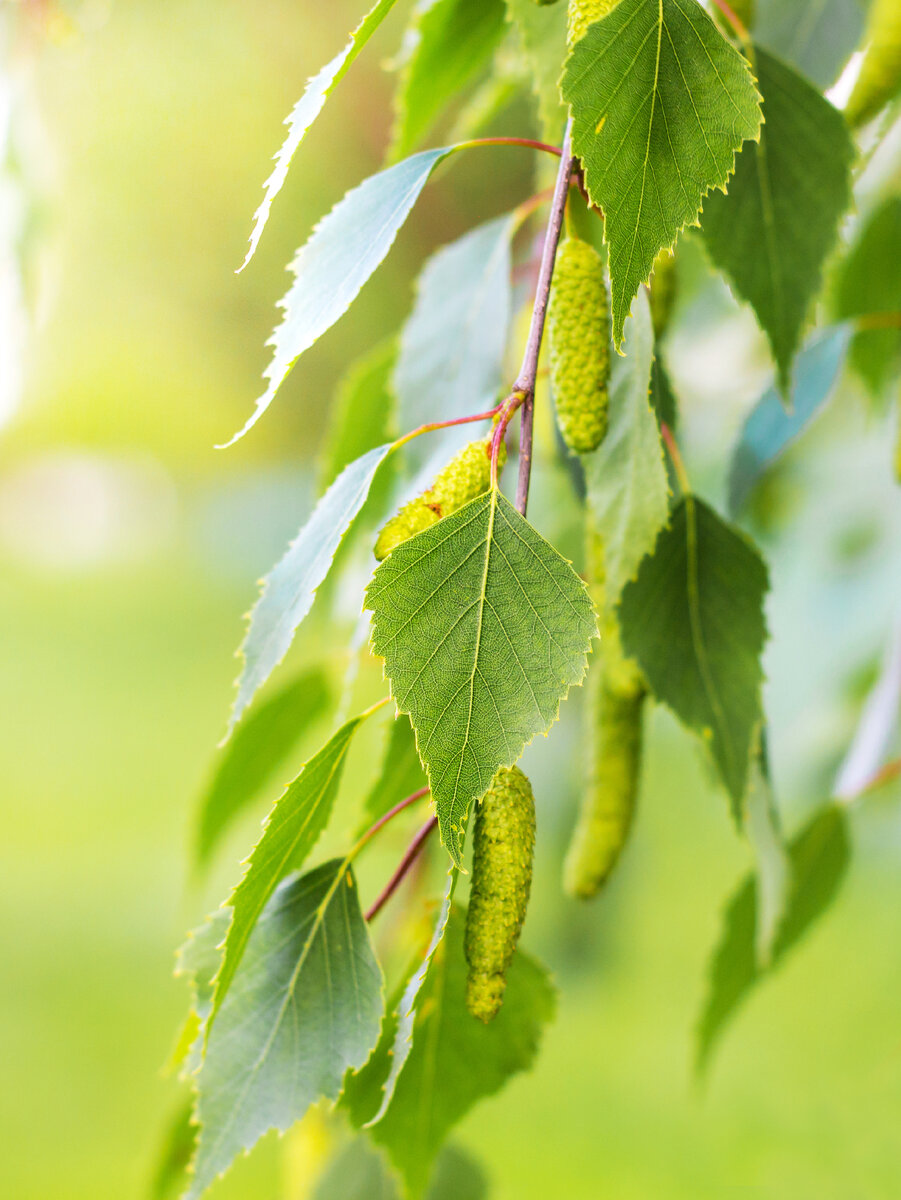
left=156, top=2, right=901, bottom=1197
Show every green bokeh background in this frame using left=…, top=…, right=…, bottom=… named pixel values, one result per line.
left=2, top=3, right=900, bottom=1199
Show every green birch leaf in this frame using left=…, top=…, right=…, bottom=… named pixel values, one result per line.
left=312, top=1140, right=487, bottom=1200
left=727, top=326, right=850, bottom=514
left=227, top=148, right=452, bottom=445
left=320, top=341, right=398, bottom=492
left=756, top=0, right=866, bottom=90
left=390, top=0, right=508, bottom=161
left=649, top=356, right=679, bottom=431
left=187, top=861, right=384, bottom=1200
left=365, top=489, right=596, bottom=865
left=504, top=0, right=568, bottom=141
left=583, top=288, right=669, bottom=608
left=618, top=495, right=768, bottom=814
left=395, top=214, right=515, bottom=439
left=239, top=0, right=401, bottom=269
left=367, top=905, right=555, bottom=1199
left=701, top=48, right=854, bottom=393
left=150, top=1100, right=196, bottom=1200
left=562, top=0, right=762, bottom=347
left=744, top=737, right=790, bottom=968
left=194, top=667, right=331, bottom=869
left=173, top=910, right=231, bottom=1077
left=361, top=714, right=427, bottom=828
left=232, top=443, right=394, bottom=731
left=210, top=707, right=379, bottom=1030
left=697, top=804, right=851, bottom=1075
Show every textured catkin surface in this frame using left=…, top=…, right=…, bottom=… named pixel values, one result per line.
left=548, top=236, right=610, bottom=454
left=845, top=0, right=901, bottom=128
left=567, top=0, right=619, bottom=47
left=465, top=766, right=536, bottom=1023
left=374, top=437, right=503, bottom=560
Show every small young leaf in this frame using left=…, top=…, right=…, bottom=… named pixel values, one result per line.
left=583, top=288, right=668, bottom=608
left=562, top=0, right=762, bottom=347
left=697, top=804, right=851, bottom=1075
left=755, top=0, right=865, bottom=90
left=727, top=326, right=851, bottom=514
left=618, top=496, right=768, bottom=814
left=319, top=341, right=398, bottom=492
left=367, top=905, right=555, bottom=1198
left=503, top=0, right=568, bottom=141
left=361, top=714, right=427, bottom=829
left=232, top=443, right=394, bottom=730
left=390, top=0, right=508, bottom=161
left=228, top=148, right=452, bottom=445
left=239, top=0, right=401, bottom=270
left=395, top=214, right=515, bottom=441
left=187, top=862, right=384, bottom=1200
left=194, top=667, right=331, bottom=869
left=211, top=707, right=379, bottom=1029
left=366, top=489, right=597, bottom=865
left=701, top=48, right=854, bottom=393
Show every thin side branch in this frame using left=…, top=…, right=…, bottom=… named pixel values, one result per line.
left=365, top=816, right=439, bottom=922
left=356, top=786, right=430, bottom=849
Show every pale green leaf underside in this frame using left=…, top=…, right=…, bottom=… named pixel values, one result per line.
left=319, top=340, right=398, bottom=492
left=226, top=148, right=451, bottom=446
left=701, top=48, right=854, bottom=392
left=239, top=0, right=400, bottom=270
left=697, top=805, right=850, bottom=1074
left=744, top=741, right=790, bottom=968
left=174, top=910, right=231, bottom=1078
left=395, top=214, right=515, bottom=445
left=187, top=862, right=383, bottom=1199
left=366, top=489, right=596, bottom=865
left=210, top=708, right=377, bottom=1031
left=562, top=0, right=762, bottom=346
left=390, top=0, right=507, bottom=161
left=618, top=495, right=768, bottom=810
left=232, top=443, right=394, bottom=731
left=583, top=288, right=668, bottom=609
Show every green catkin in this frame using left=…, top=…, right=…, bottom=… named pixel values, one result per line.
left=648, top=247, right=678, bottom=340
left=465, top=766, right=536, bottom=1023
left=548, top=236, right=610, bottom=454
left=845, top=0, right=901, bottom=129
left=567, top=0, right=618, bottom=47
left=373, top=437, right=503, bottom=560
left=563, top=525, right=646, bottom=898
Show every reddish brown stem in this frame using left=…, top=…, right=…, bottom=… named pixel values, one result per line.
left=461, top=136, right=563, bottom=158
left=357, top=786, right=430, bottom=849
left=365, top=816, right=439, bottom=922
left=710, top=0, right=749, bottom=41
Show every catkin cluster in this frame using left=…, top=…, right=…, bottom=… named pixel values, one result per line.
left=845, top=0, right=901, bottom=128
left=547, top=236, right=610, bottom=454
left=567, top=0, right=618, bottom=48
left=465, top=765, right=536, bottom=1023
left=374, top=437, right=502, bottom=560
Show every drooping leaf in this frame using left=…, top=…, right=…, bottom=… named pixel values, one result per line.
left=649, top=355, right=679, bottom=432
left=744, top=735, right=790, bottom=967
left=504, top=0, right=568, bottom=141
left=697, top=805, right=851, bottom=1074
left=727, top=326, right=851, bottom=514
left=227, top=148, right=453, bottom=445
left=562, top=0, right=762, bottom=346
left=239, top=0, right=401, bottom=269
left=366, top=489, right=597, bottom=865
left=311, top=1139, right=487, bottom=1200
left=618, top=495, right=768, bottom=814
left=701, top=48, right=854, bottom=392
left=187, top=862, right=384, bottom=1200
left=211, top=708, right=379, bottom=1029
left=390, top=0, right=508, bottom=161
left=395, top=214, right=515, bottom=442
left=361, top=714, right=428, bottom=829
left=319, top=341, right=399, bottom=492
left=150, top=1100, right=196, bottom=1200
left=583, top=288, right=669, bottom=609
left=194, top=667, right=331, bottom=869
left=755, top=0, right=866, bottom=90
left=232, top=443, right=394, bottom=730
left=367, top=905, right=555, bottom=1198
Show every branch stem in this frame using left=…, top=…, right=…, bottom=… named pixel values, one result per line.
left=710, top=0, right=749, bottom=42
left=660, top=422, right=691, bottom=496
left=355, top=786, right=431, bottom=851
left=365, top=816, right=439, bottom=922
left=393, top=404, right=504, bottom=451
left=456, top=136, right=563, bottom=158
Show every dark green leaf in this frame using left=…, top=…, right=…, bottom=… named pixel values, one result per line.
left=240, top=0, right=402, bottom=268
left=697, top=804, right=851, bottom=1074
left=366, top=489, right=596, bottom=865
left=562, top=0, right=762, bottom=346
left=649, top=356, right=679, bottom=432
left=228, top=148, right=453, bottom=444
left=187, top=862, right=384, bottom=1199
left=320, top=341, right=398, bottom=492
left=755, top=0, right=866, bottom=90
left=504, top=0, right=568, bottom=141
left=232, top=444, right=394, bottom=730
left=390, top=0, right=507, bottom=160
left=194, top=668, right=331, bottom=869
left=149, top=1100, right=196, bottom=1200
left=361, top=715, right=427, bottom=829
left=211, top=707, right=379, bottom=1028
left=619, top=495, right=768, bottom=812
left=701, top=48, right=854, bottom=392
left=368, top=905, right=555, bottom=1198
left=311, top=1139, right=487, bottom=1200
left=728, top=326, right=851, bottom=514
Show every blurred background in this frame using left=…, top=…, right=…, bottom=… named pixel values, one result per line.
left=1, top=1, right=900, bottom=1198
